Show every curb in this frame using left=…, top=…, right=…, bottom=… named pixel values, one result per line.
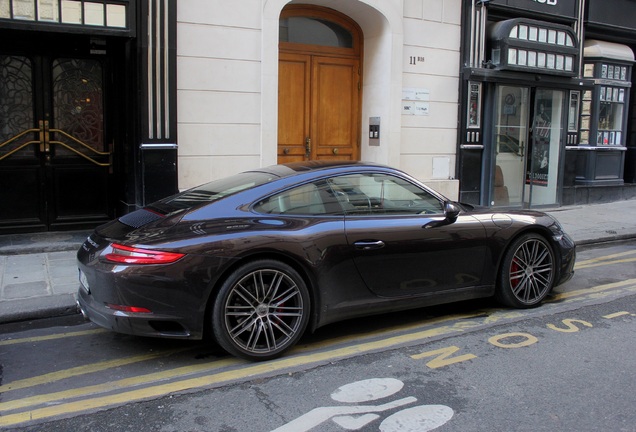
left=574, top=234, right=636, bottom=248
left=0, top=294, right=79, bottom=325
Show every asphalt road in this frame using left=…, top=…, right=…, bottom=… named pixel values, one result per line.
left=2, top=242, right=635, bottom=431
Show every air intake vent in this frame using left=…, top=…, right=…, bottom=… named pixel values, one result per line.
left=118, top=209, right=163, bottom=228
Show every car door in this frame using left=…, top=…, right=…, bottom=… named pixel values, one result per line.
left=331, top=173, right=489, bottom=298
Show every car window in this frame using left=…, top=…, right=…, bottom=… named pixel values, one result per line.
left=152, top=171, right=277, bottom=213
left=254, top=181, right=344, bottom=215
left=327, top=173, right=444, bottom=215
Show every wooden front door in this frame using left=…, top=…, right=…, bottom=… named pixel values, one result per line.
left=278, top=53, right=360, bottom=162
left=277, top=5, right=362, bottom=164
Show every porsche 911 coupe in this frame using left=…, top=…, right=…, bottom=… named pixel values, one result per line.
left=77, top=161, right=575, bottom=361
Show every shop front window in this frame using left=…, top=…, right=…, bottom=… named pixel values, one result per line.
left=579, top=58, right=631, bottom=148
left=598, top=86, right=624, bottom=145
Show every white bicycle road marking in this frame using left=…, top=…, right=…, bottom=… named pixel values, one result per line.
left=270, top=378, right=453, bottom=432
left=331, top=378, right=404, bottom=403
left=380, top=405, right=454, bottom=432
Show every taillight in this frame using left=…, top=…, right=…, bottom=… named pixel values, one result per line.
left=105, top=304, right=152, bottom=313
left=104, top=243, right=185, bottom=265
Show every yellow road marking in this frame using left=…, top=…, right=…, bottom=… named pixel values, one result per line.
left=550, top=278, right=636, bottom=301
left=1, top=314, right=475, bottom=412
left=575, top=250, right=636, bottom=270
left=0, top=324, right=463, bottom=426
left=603, top=311, right=631, bottom=319
left=2, top=348, right=189, bottom=392
left=0, top=329, right=107, bottom=347
left=575, top=257, right=636, bottom=270
left=0, top=358, right=240, bottom=412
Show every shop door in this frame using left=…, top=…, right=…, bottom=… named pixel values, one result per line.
left=278, top=53, right=360, bottom=163
left=0, top=54, right=112, bottom=232
left=492, top=86, right=563, bottom=207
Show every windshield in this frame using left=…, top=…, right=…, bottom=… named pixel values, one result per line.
left=150, top=171, right=279, bottom=214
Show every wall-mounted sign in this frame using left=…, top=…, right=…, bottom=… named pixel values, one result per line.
left=402, top=88, right=429, bottom=116
left=490, top=0, right=576, bottom=19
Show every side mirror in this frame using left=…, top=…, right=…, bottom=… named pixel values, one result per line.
left=423, top=202, right=460, bottom=229
left=444, top=202, right=460, bottom=222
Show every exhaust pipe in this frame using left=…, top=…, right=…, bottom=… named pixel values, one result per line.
left=76, top=300, right=89, bottom=321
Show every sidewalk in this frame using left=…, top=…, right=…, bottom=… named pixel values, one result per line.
left=1, top=201, right=635, bottom=325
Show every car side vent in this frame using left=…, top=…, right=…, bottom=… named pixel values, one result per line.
left=118, top=209, right=163, bottom=228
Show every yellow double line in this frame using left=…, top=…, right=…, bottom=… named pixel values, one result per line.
left=574, top=249, right=636, bottom=270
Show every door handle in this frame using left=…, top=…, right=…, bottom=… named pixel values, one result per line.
left=39, top=120, right=50, bottom=154
left=354, top=240, right=385, bottom=250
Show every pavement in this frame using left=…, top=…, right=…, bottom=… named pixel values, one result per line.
left=1, top=200, right=635, bottom=325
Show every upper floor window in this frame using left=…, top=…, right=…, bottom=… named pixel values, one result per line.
left=509, top=24, right=574, bottom=47
left=0, top=0, right=129, bottom=30
left=489, top=18, right=578, bottom=77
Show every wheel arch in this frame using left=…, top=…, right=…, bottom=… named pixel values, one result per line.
left=495, top=225, right=561, bottom=281
left=202, top=250, right=321, bottom=339
left=494, top=227, right=560, bottom=307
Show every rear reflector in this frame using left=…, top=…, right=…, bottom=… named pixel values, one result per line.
left=106, top=303, right=152, bottom=314
left=104, top=243, right=185, bottom=265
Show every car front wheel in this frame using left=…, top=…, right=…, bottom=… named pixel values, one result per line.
left=212, top=260, right=310, bottom=361
left=496, top=233, right=556, bottom=308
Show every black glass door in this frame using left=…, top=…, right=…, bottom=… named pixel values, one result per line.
left=0, top=53, right=113, bottom=232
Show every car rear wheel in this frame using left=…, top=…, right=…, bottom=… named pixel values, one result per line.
left=212, top=260, right=310, bottom=361
left=496, top=233, right=556, bottom=308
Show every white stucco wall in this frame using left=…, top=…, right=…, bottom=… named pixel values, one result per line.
left=401, top=0, right=461, bottom=198
left=176, top=0, right=461, bottom=199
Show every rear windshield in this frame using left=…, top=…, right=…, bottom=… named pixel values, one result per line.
left=150, top=171, right=278, bottom=213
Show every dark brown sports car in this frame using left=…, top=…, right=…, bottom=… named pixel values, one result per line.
left=77, top=161, right=575, bottom=360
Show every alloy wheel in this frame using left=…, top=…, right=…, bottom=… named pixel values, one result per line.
left=222, top=267, right=306, bottom=357
left=507, top=237, right=554, bottom=305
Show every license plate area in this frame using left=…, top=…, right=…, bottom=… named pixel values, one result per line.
left=79, top=269, right=90, bottom=294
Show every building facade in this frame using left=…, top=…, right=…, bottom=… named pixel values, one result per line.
left=0, top=0, right=461, bottom=233
left=458, top=0, right=636, bottom=208
left=1, top=0, right=635, bottom=234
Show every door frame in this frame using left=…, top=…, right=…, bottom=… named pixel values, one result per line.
left=489, top=84, right=567, bottom=208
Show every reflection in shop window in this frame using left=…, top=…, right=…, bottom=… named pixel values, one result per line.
left=568, top=92, right=580, bottom=132
left=598, top=86, right=624, bottom=145
left=467, top=82, right=481, bottom=128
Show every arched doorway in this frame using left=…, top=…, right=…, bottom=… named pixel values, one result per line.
left=278, top=5, right=363, bottom=163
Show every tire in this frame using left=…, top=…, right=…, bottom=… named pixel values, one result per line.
left=212, top=259, right=310, bottom=361
left=496, top=233, right=556, bottom=308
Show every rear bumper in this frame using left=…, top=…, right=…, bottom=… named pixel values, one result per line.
left=76, top=287, right=200, bottom=339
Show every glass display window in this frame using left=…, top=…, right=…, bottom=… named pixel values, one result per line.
left=579, top=57, right=632, bottom=147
